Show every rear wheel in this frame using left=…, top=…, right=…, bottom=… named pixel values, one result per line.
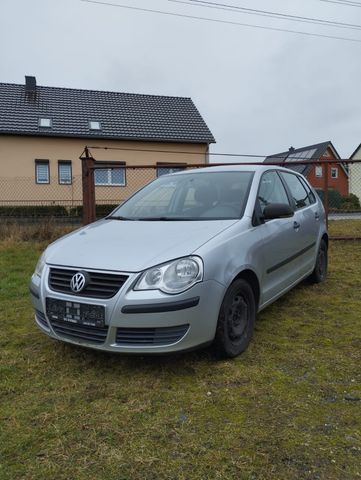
left=214, top=279, right=256, bottom=358
left=309, top=239, right=328, bottom=283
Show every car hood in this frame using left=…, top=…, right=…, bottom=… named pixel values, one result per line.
left=45, top=218, right=238, bottom=272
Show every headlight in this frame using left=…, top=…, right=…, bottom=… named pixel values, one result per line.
left=34, top=251, right=47, bottom=278
left=134, top=256, right=203, bottom=294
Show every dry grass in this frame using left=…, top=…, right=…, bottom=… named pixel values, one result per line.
left=0, top=240, right=360, bottom=479
left=0, top=220, right=78, bottom=244
left=328, top=219, right=361, bottom=238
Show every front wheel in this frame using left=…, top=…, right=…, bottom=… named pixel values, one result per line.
left=309, top=239, right=328, bottom=283
left=214, top=279, right=256, bottom=359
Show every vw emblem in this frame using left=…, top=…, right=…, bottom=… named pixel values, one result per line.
left=70, top=272, right=87, bottom=293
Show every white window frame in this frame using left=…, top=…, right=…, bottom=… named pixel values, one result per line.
left=89, top=120, right=101, bottom=130
left=58, top=161, right=72, bottom=185
left=38, top=118, right=52, bottom=128
left=331, top=167, right=338, bottom=179
left=35, top=161, right=50, bottom=184
left=315, top=166, right=323, bottom=178
left=94, top=167, right=125, bottom=186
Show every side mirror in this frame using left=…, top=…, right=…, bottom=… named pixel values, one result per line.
left=263, top=203, right=294, bottom=220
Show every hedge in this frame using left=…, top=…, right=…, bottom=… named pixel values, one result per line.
left=315, top=190, right=361, bottom=211
left=0, top=205, right=68, bottom=217
left=0, top=204, right=119, bottom=218
left=68, top=204, right=118, bottom=218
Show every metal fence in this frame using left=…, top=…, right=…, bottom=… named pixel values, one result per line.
left=1, top=151, right=361, bottom=240
left=0, top=175, right=83, bottom=223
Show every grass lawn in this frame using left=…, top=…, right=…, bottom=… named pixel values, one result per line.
left=328, top=220, right=361, bottom=238
left=0, top=240, right=361, bottom=480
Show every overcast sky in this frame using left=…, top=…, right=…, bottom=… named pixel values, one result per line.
left=0, top=0, right=360, bottom=159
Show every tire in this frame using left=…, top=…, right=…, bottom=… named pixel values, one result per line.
left=214, top=279, right=256, bottom=359
left=309, top=239, right=328, bottom=284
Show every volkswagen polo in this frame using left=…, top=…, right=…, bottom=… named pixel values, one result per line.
left=30, top=165, right=328, bottom=358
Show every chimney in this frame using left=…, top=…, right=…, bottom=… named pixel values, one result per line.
left=289, top=146, right=295, bottom=153
left=25, top=76, right=36, bottom=100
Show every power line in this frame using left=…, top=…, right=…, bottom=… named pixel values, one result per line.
left=317, top=0, right=361, bottom=7
left=85, top=145, right=352, bottom=161
left=177, top=0, right=361, bottom=31
left=86, top=144, right=267, bottom=157
left=80, top=0, right=361, bottom=43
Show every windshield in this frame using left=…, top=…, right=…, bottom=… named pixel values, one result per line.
left=109, top=171, right=254, bottom=221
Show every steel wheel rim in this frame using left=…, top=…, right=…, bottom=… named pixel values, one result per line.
left=317, top=247, right=327, bottom=278
left=226, top=293, right=249, bottom=342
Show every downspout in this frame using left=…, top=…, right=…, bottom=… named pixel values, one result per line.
left=205, top=144, right=210, bottom=164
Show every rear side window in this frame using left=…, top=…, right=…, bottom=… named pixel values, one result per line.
left=258, top=171, right=290, bottom=213
left=280, top=172, right=313, bottom=209
left=299, top=177, right=316, bottom=204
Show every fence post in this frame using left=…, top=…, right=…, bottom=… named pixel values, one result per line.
left=80, top=147, right=96, bottom=225
left=324, top=161, right=329, bottom=229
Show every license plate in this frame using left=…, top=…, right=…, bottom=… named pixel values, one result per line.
left=46, top=298, right=105, bottom=328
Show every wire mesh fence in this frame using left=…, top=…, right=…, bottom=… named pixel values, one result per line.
left=0, top=176, right=83, bottom=223
left=1, top=159, right=361, bottom=239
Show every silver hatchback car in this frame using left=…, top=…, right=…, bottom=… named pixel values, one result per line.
left=30, top=165, right=328, bottom=358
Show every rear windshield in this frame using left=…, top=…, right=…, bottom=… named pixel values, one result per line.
left=109, top=171, right=254, bottom=220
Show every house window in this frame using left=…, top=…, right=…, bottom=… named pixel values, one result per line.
left=58, top=161, right=72, bottom=184
left=156, top=163, right=186, bottom=177
left=35, top=160, right=50, bottom=184
left=89, top=121, right=101, bottom=130
left=331, top=167, right=338, bottom=179
left=39, top=118, right=52, bottom=128
left=95, top=167, right=125, bottom=186
left=315, top=166, right=323, bottom=177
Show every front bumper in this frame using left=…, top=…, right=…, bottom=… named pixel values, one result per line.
left=30, top=266, right=226, bottom=354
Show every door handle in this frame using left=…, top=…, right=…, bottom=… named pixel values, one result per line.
left=315, top=212, right=320, bottom=220
left=293, top=221, right=300, bottom=230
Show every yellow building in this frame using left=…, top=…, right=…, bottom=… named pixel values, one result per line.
left=0, top=76, right=215, bottom=208
left=349, top=144, right=361, bottom=203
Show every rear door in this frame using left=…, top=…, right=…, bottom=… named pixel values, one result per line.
left=279, top=171, right=320, bottom=276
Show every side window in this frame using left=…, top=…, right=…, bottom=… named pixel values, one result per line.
left=58, top=161, right=72, bottom=185
left=258, top=171, right=290, bottom=213
left=35, top=160, right=50, bottom=184
left=331, top=167, right=338, bottom=179
left=95, top=167, right=125, bottom=186
left=280, top=172, right=312, bottom=209
left=315, top=166, right=323, bottom=177
left=299, top=177, right=316, bottom=204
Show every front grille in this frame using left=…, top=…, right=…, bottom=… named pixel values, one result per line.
left=35, top=310, right=49, bottom=330
left=116, top=324, right=189, bottom=346
left=49, top=319, right=109, bottom=344
left=49, top=268, right=128, bottom=299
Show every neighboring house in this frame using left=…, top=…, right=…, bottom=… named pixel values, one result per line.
left=0, top=76, right=215, bottom=206
left=349, top=144, right=361, bottom=202
left=264, top=141, right=348, bottom=197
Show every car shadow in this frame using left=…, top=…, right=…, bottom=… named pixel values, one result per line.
left=55, top=339, right=216, bottom=375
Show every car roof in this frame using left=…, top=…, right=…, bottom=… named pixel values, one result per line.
left=171, top=164, right=299, bottom=176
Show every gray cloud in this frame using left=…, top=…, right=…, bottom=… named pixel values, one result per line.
left=0, top=0, right=360, bottom=158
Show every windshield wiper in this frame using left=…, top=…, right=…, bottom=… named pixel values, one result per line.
left=135, top=217, right=194, bottom=221
left=106, top=216, right=135, bottom=221
left=105, top=216, right=182, bottom=221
